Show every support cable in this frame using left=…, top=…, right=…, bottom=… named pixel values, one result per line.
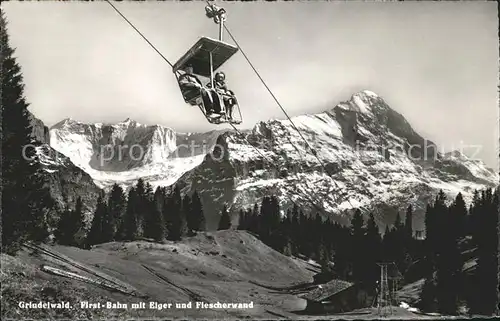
left=105, top=0, right=356, bottom=215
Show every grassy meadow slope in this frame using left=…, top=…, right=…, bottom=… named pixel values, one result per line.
left=1, top=230, right=316, bottom=319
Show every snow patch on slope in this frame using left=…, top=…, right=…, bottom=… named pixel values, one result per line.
left=50, top=119, right=221, bottom=190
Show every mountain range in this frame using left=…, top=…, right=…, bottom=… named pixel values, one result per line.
left=36, top=90, right=498, bottom=230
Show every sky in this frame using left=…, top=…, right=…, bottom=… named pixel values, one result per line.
left=2, top=1, right=499, bottom=170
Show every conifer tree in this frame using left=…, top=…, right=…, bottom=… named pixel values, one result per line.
left=118, top=188, right=139, bottom=241
left=218, top=204, right=231, bottom=230
left=350, top=209, right=365, bottom=282
left=1, top=12, right=53, bottom=253
left=419, top=196, right=440, bottom=312
left=333, top=223, right=352, bottom=280
left=54, top=209, right=78, bottom=246
left=451, top=192, right=467, bottom=239
left=108, top=184, right=126, bottom=240
left=165, top=185, right=185, bottom=241
left=189, top=190, right=206, bottom=232
left=54, top=197, right=85, bottom=246
left=182, top=194, right=194, bottom=235
left=153, top=187, right=165, bottom=213
left=142, top=198, right=156, bottom=239
left=265, top=196, right=282, bottom=250
left=249, top=203, right=260, bottom=234
left=237, top=209, right=246, bottom=230
left=280, top=209, right=294, bottom=256
left=420, top=275, right=438, bottom=312
left=469, top=189, right=499, bottom=315
left=290, top=204, right=300, bottom=255
left=423, top=202, right=436, bottom=272
left=72, top=197, right=86, bottom=245
left=86, top=195, right=110, bottom=245
left=392, top=212, right=408, bottom=272
left=402, top=204, right=415, bottom=270
left=259, top=196, right=272, bottom=241
left=405, top=204, right=413, bottom=240
left=135, top=179, right=153, bottom=237
left=435, top=205, right=462, bottom=315
left=365, top=213, right=381, bottom=287
left=148, top=203, right=165, bottom=242
left=430, top=190, right=462, bottom=314
left=140, top=186, right=166, bottom=242
left=318, top=241, right=332, bottom=273
left=312, top=213, right=324, bottom=260
left=394, top=212, right=403, bottom=232
left=244, top=208, right=254, bottom=232
left=300, top=210, right=313, bottom=258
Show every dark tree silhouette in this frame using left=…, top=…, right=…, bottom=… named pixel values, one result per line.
left=182, top=194, right=194, bottom=235
left=218, top=204, right=231, bottom=230
left=350, top=209, right=365, bottom=282
left=165, top=185, right=185, bottom=241
left=420, top=275, right=438, bottom=312
left=1, top=12, right=53, bottom=253
left=86, top=194, right=113, bottom=246
left=237, top=209, right=246, bottom=230
left=364, top=213, right=382, bottom=287
left=147, top=203, right=165, bottom=242
left=118, top=188, right=140, bottom=241
left=108, top=183, right=126, bottom=240
left=189, top=190, right=206, bottom=232
left=468, top=188, right=499, bottom=315
left=405, top=204, right=413, bottom=240
left=54, top=200, right=84, bottom=247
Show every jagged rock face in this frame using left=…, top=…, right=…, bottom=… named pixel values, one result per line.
left=33, top=144, right=102, bottom=227
left=50, top=118, right=225, bottom=191
left=50, top=118, right=178, bottom=172
left=176, top=134, right=239, bottom=230
left=28, top=111, right=50, bottom=144
left=177, top=91, right=498, bottom=230
left=27, top=113, right=102, bottom=227
left=50, top=91, right=498, bottom=231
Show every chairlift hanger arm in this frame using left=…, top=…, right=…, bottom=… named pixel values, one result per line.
left=205, top=0, right=226, bottom=41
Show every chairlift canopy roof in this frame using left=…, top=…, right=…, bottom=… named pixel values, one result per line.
left=173, top=36, right=238, bottom=78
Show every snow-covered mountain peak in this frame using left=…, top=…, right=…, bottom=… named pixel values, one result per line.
left=50, top=117, right=79, bottom=130
left=348, top=90, right=392, bottom=115
left=49, top=93, right=498, bottom=230
left=50, top=118, right=224, bottom=190
left=360, top=90, right=379, bottom=97
left=120, top=117, right=133, bottom=124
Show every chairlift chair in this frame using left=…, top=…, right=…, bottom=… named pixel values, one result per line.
left=173, top=36, right=242, bottom=125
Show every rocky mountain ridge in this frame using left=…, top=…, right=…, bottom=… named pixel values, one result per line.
left=28, top=112, right=102, bottom=226
left=48, top=91, right=498, bottom=230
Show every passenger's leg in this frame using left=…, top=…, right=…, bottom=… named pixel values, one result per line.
left=200, top=90, right=213, bottom=115
left=227, top=104, right=233, bottom=120
left=211, top=90, right=222, bottom=114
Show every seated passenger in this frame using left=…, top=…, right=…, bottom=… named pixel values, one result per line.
left=224, top=89, right=237, bottom=121
left=178, top=66, right=221, bottom=119
left=208, top=72, right=237, bottom=120
left=178, top=66, right=203, bottom=99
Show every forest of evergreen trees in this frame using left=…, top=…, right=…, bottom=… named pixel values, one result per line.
left=1, top=11, right=499, bottom=316
left=54, top=180, right=208, bottom=247
left=420, top=189, right=499, bottom=315
left=237, top=189, right=499, bottom=316
left=238, top=196, right=415, bottom=288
